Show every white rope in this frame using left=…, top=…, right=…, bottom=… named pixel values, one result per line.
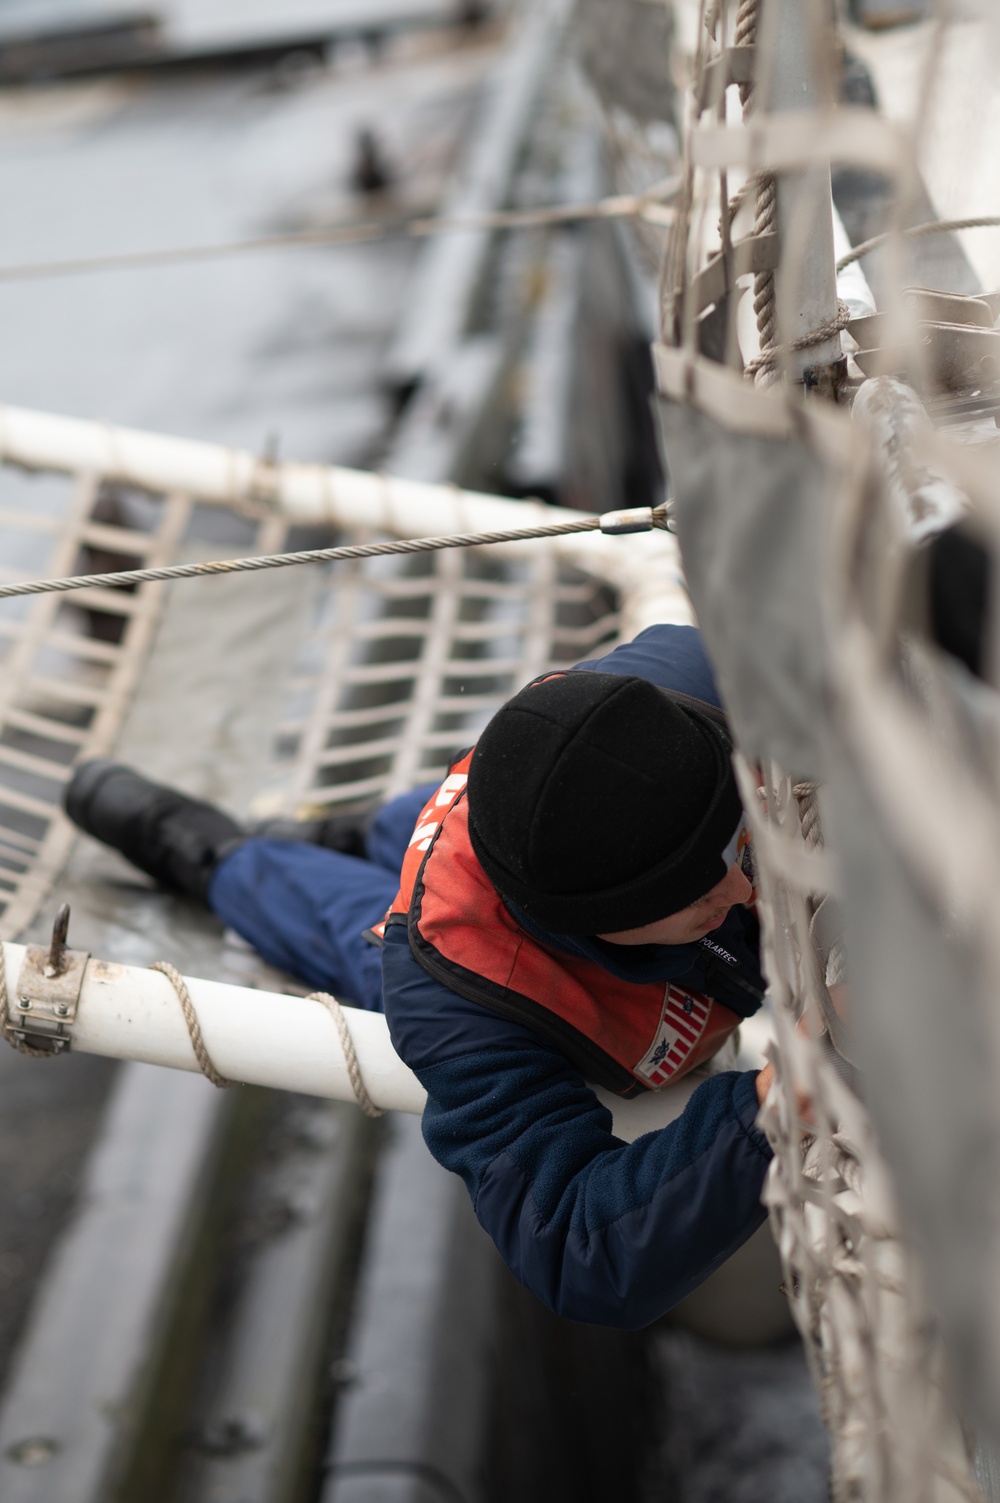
left=657, top=16, right=986, bottom=1468
left=747, top=765, right=982, bottom=1503
left=0, top=506, right=669, bottom=604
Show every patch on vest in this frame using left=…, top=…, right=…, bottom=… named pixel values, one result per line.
left=635, top=986, right=711, bottom=1086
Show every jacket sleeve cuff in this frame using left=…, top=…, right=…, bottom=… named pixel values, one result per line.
left=733, top=1069, right=773, bottom=1158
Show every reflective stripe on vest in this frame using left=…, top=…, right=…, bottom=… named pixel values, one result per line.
left=379, top=752, right=742, bottom=1098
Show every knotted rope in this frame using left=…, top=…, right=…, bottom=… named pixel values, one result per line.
left=750, top=177, right=779, bottom=377
left=793, top=779, right=823, bottom=850
left=710, top=0, right=849, bottom=386
left=744, top=299, right=851, bottom=382
left=733, top=0, right=757, bottom=109
left=726, top=0, right=781, bottom=380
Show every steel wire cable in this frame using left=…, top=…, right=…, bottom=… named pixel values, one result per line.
left=0, top=506, right=670, bottom=603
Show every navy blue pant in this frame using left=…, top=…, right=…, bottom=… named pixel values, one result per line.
left=208, top=783, right=436, bottom=1011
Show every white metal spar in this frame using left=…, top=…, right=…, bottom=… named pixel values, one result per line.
left=0, top=941, right=708, bottom=1144
left=0, top=402, right=687, bottom=640
left=6, top=941, right=427, bottom=1112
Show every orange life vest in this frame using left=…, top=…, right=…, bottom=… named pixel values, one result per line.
left=379, top=751, right=743, bottom=1099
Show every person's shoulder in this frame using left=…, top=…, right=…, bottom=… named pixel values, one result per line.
left=381, top=921, right=558, bottom=1075
left=572, top=624, right=722, bottom=707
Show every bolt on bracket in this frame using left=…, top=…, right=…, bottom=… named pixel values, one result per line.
left=12, top=904, right=89, bottom=1054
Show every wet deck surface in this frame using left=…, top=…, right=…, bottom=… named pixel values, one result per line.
left=643, top=1331, right=829, bottom=1503
left=0, top=25, right=497, bottom=458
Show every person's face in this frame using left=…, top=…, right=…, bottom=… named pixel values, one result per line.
left=597, top=860, right=753, bottom=947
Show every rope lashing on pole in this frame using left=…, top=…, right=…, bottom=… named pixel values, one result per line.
left=150, top=962, right=235, bottom=1090
left=0, top=943, right=388, bottom=1116
left=0, top=185, right=679, bottom=287
left=744, top=299, right=852, bottom=380
left=701, top=0, right=779, bottom=384
left=309, top=993, right=384, bottom=1118
left=149, top=962, right=384, bottom=1115
left=0, top=505, right=671, bottom=603
left=835, top=215, right=1000, bottom=272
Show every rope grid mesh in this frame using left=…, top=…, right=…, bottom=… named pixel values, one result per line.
left=0, top=430, right=663, bottom=938
left=0, top=475, right=211, bottom=936
left=262, top=528, right=622, bottom=814
left=740, top=759, right=982, bottom=1503
left=660, top=0, right=1000, bottom=1497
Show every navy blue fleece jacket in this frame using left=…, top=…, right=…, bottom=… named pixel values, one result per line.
left=382, top=624, right=773, bottom=1329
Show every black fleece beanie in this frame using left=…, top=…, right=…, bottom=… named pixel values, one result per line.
left=466, top=672, right=743, bottom=935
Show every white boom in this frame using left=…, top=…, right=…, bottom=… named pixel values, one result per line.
left=0, top=942, right=708, bottom=1143
left=0, top=401, right=685, bottom=639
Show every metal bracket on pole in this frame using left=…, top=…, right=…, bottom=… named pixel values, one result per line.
left=12, top=904, right=89, bottom=1054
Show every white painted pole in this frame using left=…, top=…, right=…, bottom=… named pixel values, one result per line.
left=0, top=403, right=689, bottom=639
left=1, top=943, right=699, bottom=1143
left=4, top=942, right=428, bottom=1115
left=0, top=401, right=581, bottom=529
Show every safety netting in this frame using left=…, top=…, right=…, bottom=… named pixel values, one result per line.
left=0, top=407, right=687, bottom=936
left=655, top=0, right=1000, bottom=1497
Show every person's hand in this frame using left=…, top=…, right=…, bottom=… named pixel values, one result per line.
left=754, top=1046, right=813, bottom=1124
left=755, top=1062, right=775, bottom=1106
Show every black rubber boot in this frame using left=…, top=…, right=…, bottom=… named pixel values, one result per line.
left=64, top=760, right=244, bottom=902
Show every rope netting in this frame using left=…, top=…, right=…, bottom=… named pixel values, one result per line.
left=657, top=0, right=1000, bottom=1496
left=0, top=407, right=685, bottom=937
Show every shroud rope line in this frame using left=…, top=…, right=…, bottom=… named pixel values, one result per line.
left=0, top=508, right=669, bottom=603
left=0, top=187, right=679, bottom=287
left=835, top=214, right=1000, bottom=272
